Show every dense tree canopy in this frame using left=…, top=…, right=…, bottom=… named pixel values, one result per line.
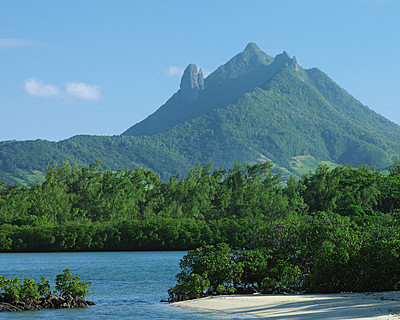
left=0, top=161, right=400, bottom=255
left=2, top=161, right=400, bottom=295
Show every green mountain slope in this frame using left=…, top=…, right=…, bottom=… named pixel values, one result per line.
left=122, top=43, right=276, bottom=136
left=0, top=135, right=195, bottom=185
left=1, top=43, right=400, bottom=186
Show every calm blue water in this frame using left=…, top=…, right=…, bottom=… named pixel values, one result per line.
left=0, top=252, right=249, bottom=319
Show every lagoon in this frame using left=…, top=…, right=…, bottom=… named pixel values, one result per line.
left=0, top=251, right=248, bottom=319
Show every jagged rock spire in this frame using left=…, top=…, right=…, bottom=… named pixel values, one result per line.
left=180, top=64, right=204, bottom=104
left=273, top=51, right=299, bottom=70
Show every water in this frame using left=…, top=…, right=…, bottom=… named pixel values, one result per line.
left=0, top=252, right=248, bottom=319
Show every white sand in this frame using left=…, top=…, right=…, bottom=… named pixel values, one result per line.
left=173, top=292, right=400, bottom=319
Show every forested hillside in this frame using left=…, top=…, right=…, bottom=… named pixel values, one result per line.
left=0, top=135, right=194, bottom=186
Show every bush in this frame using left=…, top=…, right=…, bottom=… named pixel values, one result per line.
left=55, top=268, right=92, bottom=298
left=0, top=269, right=92, bottom=305
left=168, top=273, right=209, bottom=302
left=0, top=277, right=40, bottom=302
left=176, top=244, right=232, bottom=290
left=20, top=278, right=40, bottom=302
left=0, top=276, right=21, bottom=302
left=38, top=276, right=51, bottom=297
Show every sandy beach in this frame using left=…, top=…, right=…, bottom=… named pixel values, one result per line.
left=173, top=292, right=400, bottom=319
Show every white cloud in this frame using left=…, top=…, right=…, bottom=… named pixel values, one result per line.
left=0, top=38, right=38, bottom=48
left=24, top=78, right=63, bottom=98
left=66, top=82, right=101, bottom=101
left=167, top=65, right=184, bottom=76
left=24, top=78, right=101, bottom=101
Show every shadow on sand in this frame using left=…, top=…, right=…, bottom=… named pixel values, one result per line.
left=176, top=292, right=400, bottom=320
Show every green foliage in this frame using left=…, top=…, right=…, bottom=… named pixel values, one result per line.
left=0, top=160, right=295, bottom=252
left=2, top=161, right=400, bottom=256
left=38, top=277, right=51, bottom=297
left=233, top=249, right=270, bottom=288
left=226, top=286, right=236, bottom=294
left=176, top=244, right=233, bottom=290
left=0, top=270, right=92, bottom=304
left=169, top=243, right=305, bottom=301
left=3, top=158, right=400, bottom=298
left=55, top=268, right=92, bottom=298
left=20, top=278, right=40, bottom=302
left=168, top=273, right=210, bottom=302
left=0, top=276, right=22, bottom=302
left=0, top=276, right=42, bottom=302
left=166, top=163, right=400, bottom=299
left=170, top=212, right=400, bottom=300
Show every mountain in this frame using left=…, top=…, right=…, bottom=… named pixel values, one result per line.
left=123, top=43, right=279, bottom=136
left=2, top=43, right=400, bottom=186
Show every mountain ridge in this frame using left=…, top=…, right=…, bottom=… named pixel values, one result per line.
left=1, top=43, right=400, bottom=186
left=122, top=43, right=277, bottom=136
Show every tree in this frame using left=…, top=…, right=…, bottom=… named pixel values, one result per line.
left=55, top=268, right=92, bottom=298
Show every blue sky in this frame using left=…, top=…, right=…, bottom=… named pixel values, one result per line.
left=1, top=0, right=400, bottom=141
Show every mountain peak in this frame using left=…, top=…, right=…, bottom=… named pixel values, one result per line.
left=180, top=64, right=205, bottom=104
left=244, top=42, right=261, bottom=52
left=273, top=51, right=299, bottom=70
left=205, top=43, right=273, bottom=85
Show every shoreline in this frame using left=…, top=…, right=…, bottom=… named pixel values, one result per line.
left=173, top=291, right=400, bottom=319
left=0, top=296, right=95, bottom=313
